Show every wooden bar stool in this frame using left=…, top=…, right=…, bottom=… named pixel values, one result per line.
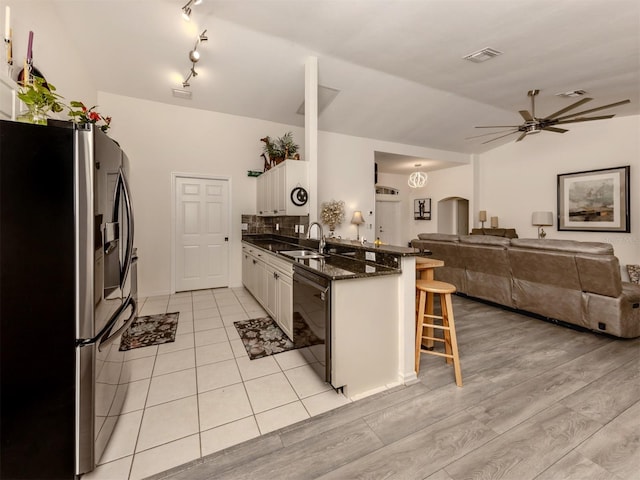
left=415, top=279, right=462, bottom=387
left=415, top=257, right=445, bottom=349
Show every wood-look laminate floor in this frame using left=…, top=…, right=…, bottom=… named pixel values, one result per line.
left=149, top=295, right=640, bottom=480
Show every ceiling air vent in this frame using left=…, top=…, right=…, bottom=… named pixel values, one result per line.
left=172, top=88, right=192, bottom=100
left=556, top=90, right=587, bottom=98
left=462, top=47, right=503, bottom=63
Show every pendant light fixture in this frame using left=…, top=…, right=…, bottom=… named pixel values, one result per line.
left=408, top=164, right=427, bottom=188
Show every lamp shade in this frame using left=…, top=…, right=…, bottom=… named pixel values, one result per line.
left=479, top=210, right=487, bottom=222
left=532, top=211, right=554, bottom=226
left=351, top=211, right=365, bottom=225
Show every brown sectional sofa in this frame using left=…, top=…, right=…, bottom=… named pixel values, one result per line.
left=411, top=233, right=640, bottom=338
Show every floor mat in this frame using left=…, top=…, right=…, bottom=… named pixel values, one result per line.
left=234, top=313, right=323, bottom=360
left=119, top=312, right=179, bottom=351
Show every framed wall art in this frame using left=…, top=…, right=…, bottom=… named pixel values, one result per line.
left=557, top=165, right=630, bottom=232
left=414, top=198, right=431, bottom=220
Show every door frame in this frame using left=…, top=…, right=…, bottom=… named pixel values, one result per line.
left=170, top=172, right=232, bottom=294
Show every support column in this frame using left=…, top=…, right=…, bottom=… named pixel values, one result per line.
left=304, top=56, right=318, bottom=222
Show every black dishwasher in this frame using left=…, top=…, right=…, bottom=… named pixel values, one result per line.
left=292, top=265, right=331, bottom=385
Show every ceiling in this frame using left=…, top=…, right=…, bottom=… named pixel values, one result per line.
left=48, top=0, right=640, bottom=173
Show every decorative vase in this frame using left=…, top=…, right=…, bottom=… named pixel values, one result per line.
left=17, top=107, right=49, bottom=125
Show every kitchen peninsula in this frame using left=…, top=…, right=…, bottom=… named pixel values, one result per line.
left=242, top=234, right=422, bottom=400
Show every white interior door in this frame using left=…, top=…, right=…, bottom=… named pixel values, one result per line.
left=375, top=200, right=401, bottom=245
left=175, top=176, right=229, bottom=292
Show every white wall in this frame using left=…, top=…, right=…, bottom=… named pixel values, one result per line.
left=98, top=92, right=305, bottom=297
left=318, top=132, right=469, bottom=241
left=477, top=115, right=640, bottom=266
left=5, top=1, right=96, bottom=111
left=377, top=163, right=475, bottom=244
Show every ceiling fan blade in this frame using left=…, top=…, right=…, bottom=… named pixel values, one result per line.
left=554, top=115, right=615, bottom=125
left=541, top=126, right=569, bottom=133
left=465, top=129, right=518, bottom=140
left=515, top=132, right=527, bottom=142
left=555, top=99, right=630, bottom=121
left=475, top=125, right=521, bottom=128
left=543, top=97, right=593, bottom=120
left=481, top=130, right=520, bottom=144
left=519, top=110, right=534, bottom=122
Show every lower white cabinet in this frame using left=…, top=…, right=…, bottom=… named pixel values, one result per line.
left=242, top=243, right=293, bottom=340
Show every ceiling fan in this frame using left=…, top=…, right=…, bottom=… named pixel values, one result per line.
left=468, top=90, right=630, bottom=145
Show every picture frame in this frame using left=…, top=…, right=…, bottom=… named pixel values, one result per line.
left=557, top=165, right=630, bottom=232
left=414, top=198, right=431, bottom=220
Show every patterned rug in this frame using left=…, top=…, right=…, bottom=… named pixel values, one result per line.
left=119, top=312, right=180, bottom=351
left=234, top=312, right=323, bottom=360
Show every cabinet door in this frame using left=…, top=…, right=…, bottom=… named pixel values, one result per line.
left=242, top=251, right=252, bottom=291
left=265, top=264, right=277, bottom=318
left=256, top=174, right=266, bottom=215
left=277, top=274, right=293, bottom=340
left=273, top=165, right=286, bottom=215
left=252, top=257, right=268, bottom=306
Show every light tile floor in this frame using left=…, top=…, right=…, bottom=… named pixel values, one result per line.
left=84, top=287, right=351, bottom=480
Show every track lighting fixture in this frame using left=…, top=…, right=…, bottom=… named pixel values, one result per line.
left=182, top=29, right=208, bottom=89
left=181, top=0, right=203, bottom=20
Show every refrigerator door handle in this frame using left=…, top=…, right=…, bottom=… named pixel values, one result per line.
left=112, top=167, right=135, bottom=288
left=98, top=295, right=137, bottom=352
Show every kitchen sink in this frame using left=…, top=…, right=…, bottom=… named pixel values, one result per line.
left=280, top=250, right=326, bottom=260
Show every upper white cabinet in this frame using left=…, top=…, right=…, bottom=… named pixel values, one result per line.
left=0, top=71, right=17, bottom=121
left=257, top=160, right=308, bottom=216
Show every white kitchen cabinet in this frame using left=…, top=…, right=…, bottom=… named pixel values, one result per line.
left=241, top=245, right=268, bottom=306
left=0, top=72, right=17, bottom=121
left=266, top=255, right=294, bottom=339
left=256, top=160, right=308, bottom=216
left=241, top=242, right=294, bottom=340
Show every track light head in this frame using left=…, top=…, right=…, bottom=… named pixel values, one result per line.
left=199, top=30, right=208, bottom=42
left=181, top=5, right=191, bottom=20
left=194, top=0, right=203, bottom=5
left=189, top=49, right=200, bottom=62
left=182, top=80, right=190, bottom=88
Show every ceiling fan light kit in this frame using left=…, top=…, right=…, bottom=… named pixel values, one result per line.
left=471, top=89, right=631, bottom=145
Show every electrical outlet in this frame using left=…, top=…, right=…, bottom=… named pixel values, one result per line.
left=299, top=225, right=305, bottom=234
left=275, top=223, right=279, bottom=231
left=241, top=223, right=248, bottom=231
left=365, top=252, right=375, bottom=261
left=295, top=225, right=299, bottom=233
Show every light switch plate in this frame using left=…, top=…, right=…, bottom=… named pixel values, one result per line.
left=295, top=225, right=299, bottom=233
left=241, top=223, right=248, bottom=231
left=299, top=225, right=305, bottom=234
left=275, top=223, right=279, bottom=231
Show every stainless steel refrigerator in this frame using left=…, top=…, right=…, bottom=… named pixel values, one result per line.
left=0, top=119, right=138, bottom=479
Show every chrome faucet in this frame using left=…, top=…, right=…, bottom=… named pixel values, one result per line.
left=308, top=222, right=325, bottom=253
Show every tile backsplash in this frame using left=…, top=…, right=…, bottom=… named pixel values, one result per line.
left=241, top=214, right=310, bottom=238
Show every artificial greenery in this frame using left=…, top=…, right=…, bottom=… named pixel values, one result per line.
left=262, top=131, right=300, bottom=160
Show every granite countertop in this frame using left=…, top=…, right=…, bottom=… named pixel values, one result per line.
left=325, top=238, right=423, bottom=257
left=242, top=235, right=401, bottom=280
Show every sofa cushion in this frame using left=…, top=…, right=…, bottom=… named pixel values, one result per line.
left=510, top=238, right=614, bottom=255
left=417, top=233, right=460, bottom=242
left=576, top=254, right=622, bottom=297
left=460, top=235, right=512, bottom=247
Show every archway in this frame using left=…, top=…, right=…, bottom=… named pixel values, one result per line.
left=437, top=197, right=469, bottom=235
